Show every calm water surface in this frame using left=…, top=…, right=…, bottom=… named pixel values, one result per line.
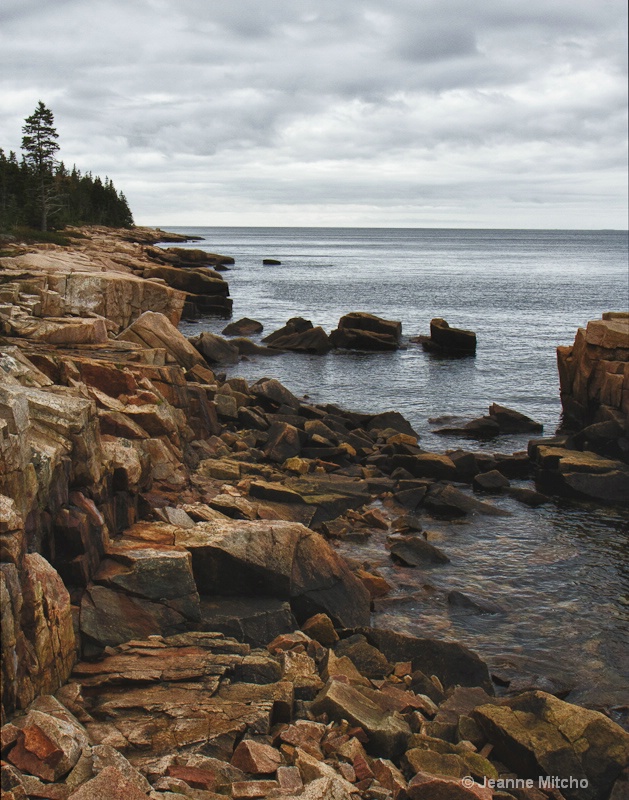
left=165, top=227, right=629, bottom=711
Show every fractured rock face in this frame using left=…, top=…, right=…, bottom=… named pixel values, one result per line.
left=473, top=690, right=629, bottom=800
left=310, top=678, right=411, bottom=759
left=425, top=318, right=477, bottom=355
left=80, top=584, right=191, bottom=649
left=174, top=518, right=371, bottom=628
left=117, top=310, right=206, bottom=371
left=331, top=312, right=402, bottom=352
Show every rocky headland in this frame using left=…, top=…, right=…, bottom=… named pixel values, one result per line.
left=1, top=226, right=628, bottom=800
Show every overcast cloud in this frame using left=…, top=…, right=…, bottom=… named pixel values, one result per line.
left=1, top=0, right=626, bottom=227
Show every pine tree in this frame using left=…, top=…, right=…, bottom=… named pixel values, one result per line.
left=21, top=101, right=60, bottom=231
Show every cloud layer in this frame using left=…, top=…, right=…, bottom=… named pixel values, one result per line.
left=1, top=0, right=627, bottom=227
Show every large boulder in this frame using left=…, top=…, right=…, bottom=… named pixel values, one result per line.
left=270, top=327, right=333, bottom=355
left=80, top=584, right=192, bottom=650
left=251, top=378, right=302, bottom=410
left=174, top=519, right=371, bottom=628
left=310, top=679, right=411, bottom=758
left=263, top=317, right=315, bottom=345
left=423, top=318, right=476, bottom=355
left=189, top=331, right=240, bottom=364
left=488, top=403, right=543, bottom=433
left=534, top=446, right=629, bottom=504
left=1, top=555, right=76, bottom=717
left=557, top=315, right=628, bottom=439
left=143, top=264, right=229, bottom=296
left=160, top=246, right=234, bottom=266
left=330, top=312, right=401, bottom=351
left=223, top=317, right=264, bottom=336
left=93, top=542, right=201, bottom=622
left=473, top=691, right=629, bottom=800
left=349, top=628, right=493, bottom=693
left=198, top=596, right=297, bottom=648
left=117, top=310, right=206, bottom=370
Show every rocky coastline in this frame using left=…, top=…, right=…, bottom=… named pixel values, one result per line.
left=1, top=226, right=628, bottom=800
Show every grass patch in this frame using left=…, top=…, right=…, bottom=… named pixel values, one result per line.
left=10, top=227, right=73, bottom=246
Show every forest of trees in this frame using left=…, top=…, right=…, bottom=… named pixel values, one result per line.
left=0, top=102, right=134, bottom=233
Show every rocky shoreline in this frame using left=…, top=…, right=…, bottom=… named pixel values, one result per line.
left=1, top=226, right=628, bottom=800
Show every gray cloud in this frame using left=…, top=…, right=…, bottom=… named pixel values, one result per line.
left=0, top=0, right=626, bottom=228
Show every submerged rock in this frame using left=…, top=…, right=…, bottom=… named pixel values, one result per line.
left=222, top=317, right=264, bottom=336
left=388, top=533, right=451, bottom=565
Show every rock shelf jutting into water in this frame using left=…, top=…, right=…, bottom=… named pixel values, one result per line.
left=1, top=226, right=628, bottom=800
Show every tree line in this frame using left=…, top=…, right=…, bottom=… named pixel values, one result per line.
left=0, top=101, right=134, bottom=232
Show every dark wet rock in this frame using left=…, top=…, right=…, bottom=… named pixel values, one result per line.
left=534, top=446, right=629, bottom=504
left=488, top=403, right=543, bottom=434
left=388, top=534, right=450, bottom=566
left=230, top=337, right=279, bottom=356
left=422, top=318, right=477, bottom=355
left=448, top=450, right=481, bottom=481
left=492, top=451, right=532, bottom=479
left=263, top=317, right=314, bottom=345
left=238, top=406, right=270, bottom=431
left=447, top=590, right=503, bottom=615
left=262, top=318, right=333, bottom=355
left=222, top=318, right=264, bottom=336
left=198, top=595, right=297, bottom=648
left=390, top=454, right=456, bottom=481
left=351, top=628, right=494, bottom=693
left=249, top=479, right=304, bottom=504
left=573, top=419, right=626, bottom=460
left=330, top=312, right=402, bottom=351
left=269, top=326, right=333, bottom=355
left=92, top=543, right=200, bottom=621
left=190, top=331, right=240, bottom=364
left=506, top=487, right=549, bottom=506
left=262, top=258, right=282, bottom=265
left=437, top=404, right=542, bottom=440
left=367, top=411, right=418, bottom=438
left=436, top=416, right=501, bottom=439
left=472, top=469, right=511, bottom=493
left=282, top=474, right=371, bottom=524
left=408, top=670, right=447, bottom=705
left=394, top=485, right=428, bottom=509
left=424, top=484, right=511, bottom=518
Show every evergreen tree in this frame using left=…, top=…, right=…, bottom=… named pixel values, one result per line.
left=0, top=102, right=134, bottom=233
left=21, top=101, right=60, bottom=231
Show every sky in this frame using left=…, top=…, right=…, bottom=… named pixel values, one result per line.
left=1, top=0, right=627, bottom=229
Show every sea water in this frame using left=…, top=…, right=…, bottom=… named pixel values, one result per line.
left=167, top=226, right=629, bottom=712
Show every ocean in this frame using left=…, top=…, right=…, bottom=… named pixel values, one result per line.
left=167, top=226, right=628, bottom=711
